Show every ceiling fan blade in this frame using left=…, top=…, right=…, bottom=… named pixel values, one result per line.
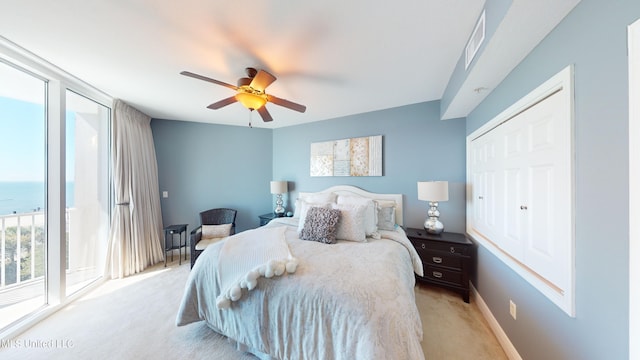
left=250, top=70, right=277, bottom=92
left=257, top=106, right=273, bottom=122
left=180, top=71, right=237, bottom=91
left=207, top=96, right=237, bottom=110
left=267, top=94, right=307, bottom=113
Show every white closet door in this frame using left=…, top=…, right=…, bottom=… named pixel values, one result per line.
left=467, top=66, right=574, bottom=315
left=472, top=89, right=571, bottom=289
left=470, top=137, right=486, bottom=231
left=470, top=133, right=499, bottom=240
left=471, top=137, right=495, bottom=237
left=501, top=110, right=527, bottom=260
left=522, top=90, right=572, bottom=290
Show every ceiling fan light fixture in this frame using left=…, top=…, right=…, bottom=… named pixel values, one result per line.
left=235, top=91, right=267, bottom=110
left=181, top=69, right=306, bottom=121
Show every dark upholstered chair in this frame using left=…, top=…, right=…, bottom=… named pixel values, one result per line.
left=190, top=208, right=237, bottom=268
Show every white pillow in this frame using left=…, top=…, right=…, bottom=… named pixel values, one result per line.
left=297, top=200, right=331, bottom=233
left=293, top=192, right=337, bottom=218
left=332, top=203, right=367, bottom=242
left=337, top=195, right=377, bottom=236
left=201, top=224, right=232, bottom=239
left=303, top=192, right=337, bottom=204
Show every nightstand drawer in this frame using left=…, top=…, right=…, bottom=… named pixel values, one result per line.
left=406, top=229, right=471, bottom=256
left=416, top=240, right=469, bottom=256
left=420, top=250, right=462, bottom=269
left=423, top=265, right=463, bottom=286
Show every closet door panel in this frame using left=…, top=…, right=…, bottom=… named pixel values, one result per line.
left=525, top=165, right=560, bottom=285
left=523, top=91, right=570, bottom=290
left=502, top=167, right=525, bottom=259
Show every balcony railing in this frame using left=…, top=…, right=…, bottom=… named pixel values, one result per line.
left=0, top=208, right=104, bottom=331
left=0, top=211, right=46, bottom=331
left=0, top=211, right=46, bottom=291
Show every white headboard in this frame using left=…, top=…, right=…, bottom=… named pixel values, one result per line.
left=298, top=185, right=404, bottom=226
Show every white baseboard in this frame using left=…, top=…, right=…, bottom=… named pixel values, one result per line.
left=471, top=283, right=523, bottom=360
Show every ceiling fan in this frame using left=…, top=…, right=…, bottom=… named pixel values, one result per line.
left=180, top=67, right=307, bottom=123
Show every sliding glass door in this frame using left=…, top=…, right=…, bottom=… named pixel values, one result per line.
left=0, top=45, right=111, bottom=337
left=0, top=60, right=46, bottom=330
left=65, top=90, right=110, bottom=295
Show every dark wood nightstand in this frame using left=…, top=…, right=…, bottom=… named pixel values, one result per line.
left=258, top=213, right=279, bottom=226
left=406, top=228, right=475, bottom=303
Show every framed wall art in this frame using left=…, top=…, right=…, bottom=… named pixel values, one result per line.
left=310, top=135, right=382, bottom=177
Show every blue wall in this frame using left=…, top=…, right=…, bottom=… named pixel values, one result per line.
left=152, top=101, right=467, bottom=234
left=466, top=0, right=639, bottom=359
left=151, top=119, right=273, bottom=232
left=152, top=105, right=466, bottom=235
left=272, top=101, right=467, bottom=232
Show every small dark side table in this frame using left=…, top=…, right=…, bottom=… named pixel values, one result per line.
left=164, top=224, right=188, bottom=266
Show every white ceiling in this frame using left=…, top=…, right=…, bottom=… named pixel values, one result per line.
left=0, top=0, right=579, bottom=128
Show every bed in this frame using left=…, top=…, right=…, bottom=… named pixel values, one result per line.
left=176, top=185, right=425, bottom=360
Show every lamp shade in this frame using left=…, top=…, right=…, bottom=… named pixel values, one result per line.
left=270, top=181, right=288, bottom=194
left=417, top=181, right=449, bottom=202
left=236, top=92, right=267, bottom=110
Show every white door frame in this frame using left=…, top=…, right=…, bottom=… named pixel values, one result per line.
left=629, top=17, right=640, bottom=360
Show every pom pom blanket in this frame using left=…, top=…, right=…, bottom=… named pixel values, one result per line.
left=215, top=225, right=298, bottom=309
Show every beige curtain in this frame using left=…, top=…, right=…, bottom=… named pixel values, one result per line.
left=106, top=99, right=164, bottom=279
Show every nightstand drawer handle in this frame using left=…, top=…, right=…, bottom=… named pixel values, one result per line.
left=432, top=256, right=442, bottom=264
left=432, top=271, right=443, bottom=278
left=421, top=244, right=426, bottom=250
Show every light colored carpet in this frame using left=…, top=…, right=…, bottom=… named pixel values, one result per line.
left=0, top=261, right=506, bottom=360
left=416, top=285, right=507, bottom=359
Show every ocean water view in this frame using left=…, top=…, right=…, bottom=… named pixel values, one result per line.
left=0, top=181, right=74, bottom=216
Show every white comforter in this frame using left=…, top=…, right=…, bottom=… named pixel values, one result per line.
left=176, top=218, right=425, bottom=360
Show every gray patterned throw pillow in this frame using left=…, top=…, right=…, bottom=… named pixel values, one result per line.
left=299, top=206, right=341, bottom=244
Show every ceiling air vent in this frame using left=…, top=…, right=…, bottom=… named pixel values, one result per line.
left=465, top=10, right=486, bottom=70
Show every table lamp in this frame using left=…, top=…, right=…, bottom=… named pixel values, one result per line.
left=417, top=181, right=449, bottom=234
left=270, top=181, right=288, bottom=217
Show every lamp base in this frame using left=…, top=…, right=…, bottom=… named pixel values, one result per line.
left=424, top=201, right=444, bottom=234
left=274, top=194, right=285, bottom=217
left=424, top=218, right=444, bottom=234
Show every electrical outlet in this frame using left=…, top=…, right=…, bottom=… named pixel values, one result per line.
left=509, top=299, right=517, bottom=320
left=162, top=191, right=168, bottom=198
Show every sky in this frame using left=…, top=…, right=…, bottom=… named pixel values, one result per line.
left=1, top=60, right=113, bottom=184
left=0, top=58, right=83, bottom=182
left=0, top=96, right=76, bottom=182
left=0, top=96, right=46, bottom=182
